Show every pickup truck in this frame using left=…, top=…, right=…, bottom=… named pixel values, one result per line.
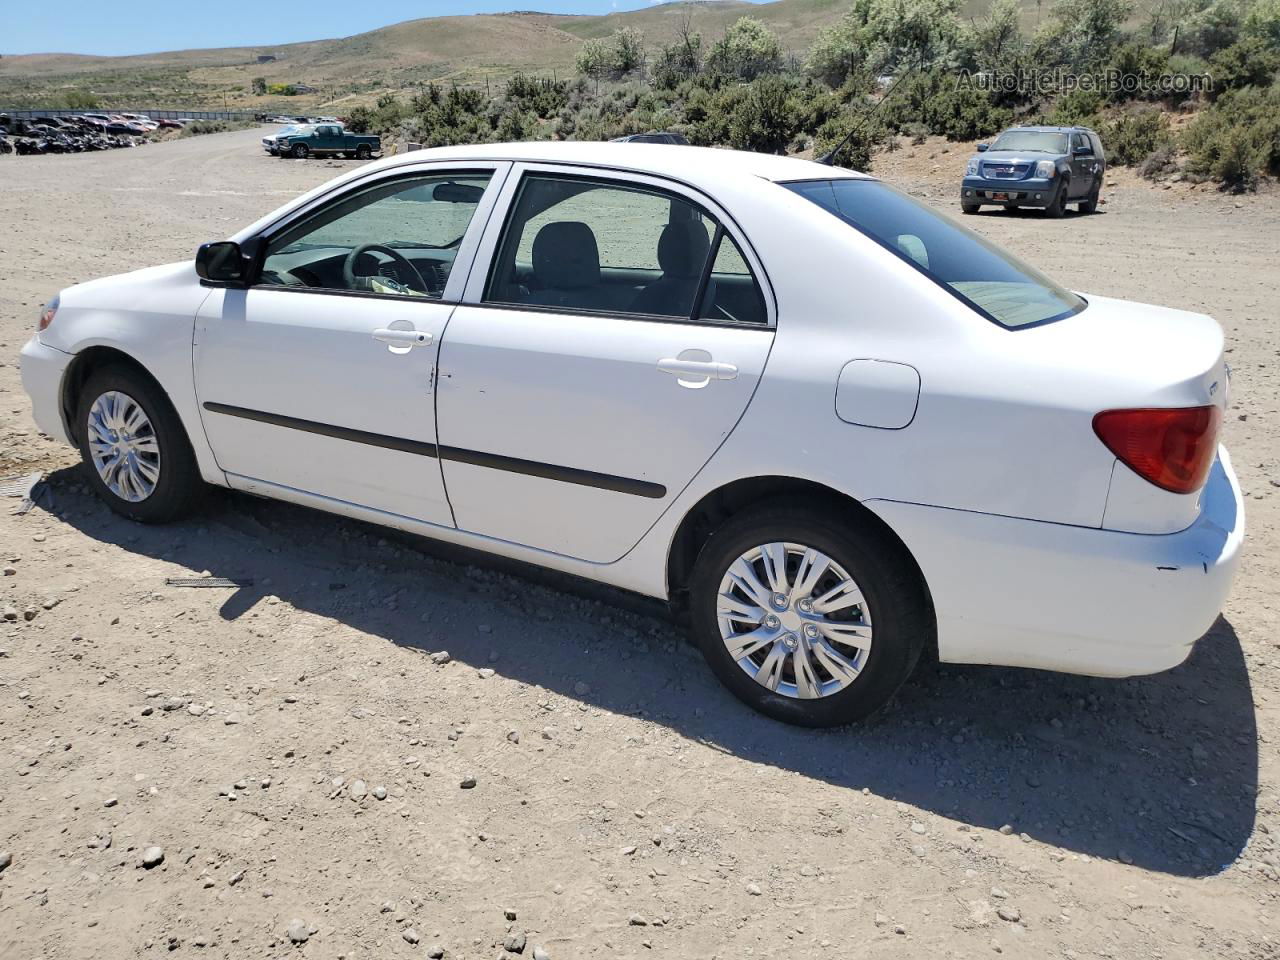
left=263, top=123, right=380, bottom=160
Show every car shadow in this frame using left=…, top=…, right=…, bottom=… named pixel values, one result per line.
left=40, top=466, right=1257, bottom=878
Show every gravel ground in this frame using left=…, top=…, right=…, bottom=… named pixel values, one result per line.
left=1, top=128, right=1278, bottom=959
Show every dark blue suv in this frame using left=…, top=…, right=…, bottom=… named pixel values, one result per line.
left=960, top=126, right=1105, bottom=218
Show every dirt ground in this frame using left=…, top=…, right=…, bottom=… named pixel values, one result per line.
left=1, top=128, right=1278, bottom=959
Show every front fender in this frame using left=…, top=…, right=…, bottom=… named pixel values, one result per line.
left=41, top=262, right=226, bottom=486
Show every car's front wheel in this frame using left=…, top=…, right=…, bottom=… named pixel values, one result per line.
left=688, top=503, right=931, bottom=727
left=961, top=201, right=981, bottom=215
left=290, top=143, right=309, bottom=159
left=76, top=366, right=203, bottom=523
left=1045, top=180, right=1069, bottom=218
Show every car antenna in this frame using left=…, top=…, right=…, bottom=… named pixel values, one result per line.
left=818, top=62, right=922, bottom=168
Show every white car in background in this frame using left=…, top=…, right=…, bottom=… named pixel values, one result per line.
left=19, top=143, right=1244, bottom=726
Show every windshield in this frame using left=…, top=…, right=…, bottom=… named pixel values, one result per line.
left=990, top=130, right=1069, bottom=154
left=784, top=179, right=1085, bottom=329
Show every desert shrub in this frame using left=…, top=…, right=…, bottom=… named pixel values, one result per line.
left=706, top=16, right=783, bottom=80
left=902, top=120, right=930, bottom=143
left=652, top=31, right=703, bottom=89
left=807, top=8, right=871, bottom=86
left=345, top=106, right=372, bottom=133
left=1094, top=106, right=1174, bottom=163
left=1137, top=142, right=1179, bottom=177
left=1103, top=42, right=1172, bottom=103
left=814, top=107, right=883, bottom=171
left=885, top=68, right=1012, bottom=140
left=1181, top=83, right=1280, bottom=187
left=577, top=28, right=646, bottom=85
left=504, top=75, right=569, bottom=118
left=1208, top=36, right=1280, bottom=95
left=1048, top=87, right=1105, bottom=124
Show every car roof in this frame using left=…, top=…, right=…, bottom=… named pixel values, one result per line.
left=1002, top=125, right=1095, bottom=133
left=363, top=140, right=871, bottom=186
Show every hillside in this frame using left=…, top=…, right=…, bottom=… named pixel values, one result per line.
left=0, top=0, right=1033, bottom=111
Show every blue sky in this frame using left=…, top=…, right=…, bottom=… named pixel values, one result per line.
left=5, top=1, right=768, bottom=56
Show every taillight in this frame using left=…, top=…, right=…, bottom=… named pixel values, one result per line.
left=38, top=294, right=59, bottom=332
left=1092, top=405, right=1221, bottom=495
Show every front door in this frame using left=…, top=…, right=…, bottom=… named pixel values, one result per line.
left=194, top=164, right=507, bottom=525
left=437, top=166, right=775, bottom=563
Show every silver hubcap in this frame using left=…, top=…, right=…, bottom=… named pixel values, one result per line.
left=716, top=542, right=873, bottom=700
left=87, top=390, right=160, bottom=502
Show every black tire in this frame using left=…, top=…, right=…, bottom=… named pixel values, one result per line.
left=290, top=143, right=308, bottom=159
left=75, top=365, right=203, bottom=523
left=961, top=202, right=981, bottom=215
left=1079, top=182, right=1100, bottom=214
left=1045, top=180, right=1069, bottom=218
left=356, top=144, right=372, bottom=160
left=688, top=501, right=932, bottom=727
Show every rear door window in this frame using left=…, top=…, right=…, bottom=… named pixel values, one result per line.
left=484, top=173, right=767, bottom=324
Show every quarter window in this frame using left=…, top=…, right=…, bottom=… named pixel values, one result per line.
left=485, top=174, right=766, bottom=324
left=258, top=172, right=492, bottom=299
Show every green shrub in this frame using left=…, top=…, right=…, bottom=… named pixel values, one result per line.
left=1048, top=87, right=1104, bottom=124
left=1208, top=36, right=1280, bottom=95
left=1182, top=83, right=1280, bottom=188
left=1094, top=107, right=1174, bottom=163
left=706, top=16, right=783, bottom=80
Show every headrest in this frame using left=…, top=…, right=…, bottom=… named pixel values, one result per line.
left=532, top=221, right=600, bottom=290
left=658, top=220, right=712, bottom=277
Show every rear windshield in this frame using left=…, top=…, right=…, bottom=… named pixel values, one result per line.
left=990, top=130, right=1069, bottom=153
left=783, top=179, right=1085, bottom=329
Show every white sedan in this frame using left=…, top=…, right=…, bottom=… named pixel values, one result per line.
left=19, top=142, right=1244, bottom=726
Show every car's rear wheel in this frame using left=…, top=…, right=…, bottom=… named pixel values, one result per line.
left=1045, top=180, right=1069, bottom=218
left=688, top=503, right=931, bottom=727
left=356, top=144, right=372, bottom=160
left=1079, top=182, right=1101, bottom=214
left=291, top=143, right=309, bottom=159
left=76, top=366, right=203, bottom=523
left=961, top=201, right=981, bottom=215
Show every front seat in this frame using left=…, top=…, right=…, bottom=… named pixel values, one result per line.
left=525, top=221, right=601, bottom=309
left=630, top=220, right=712, bottom=317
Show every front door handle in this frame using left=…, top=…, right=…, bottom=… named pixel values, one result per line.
left=658, top=357, right=738, bottom=385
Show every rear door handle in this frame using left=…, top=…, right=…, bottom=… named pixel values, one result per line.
left=373, top=328, right=431, bottom=346
left=657, top=358, right=738, bottom=381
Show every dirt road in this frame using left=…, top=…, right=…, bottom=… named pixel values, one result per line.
left=1, top=128, right=1278, bottom=959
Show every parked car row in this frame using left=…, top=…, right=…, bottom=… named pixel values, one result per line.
left=260, top=114, right=343, bottom=126
left=0, top=114, right=156, bottom=155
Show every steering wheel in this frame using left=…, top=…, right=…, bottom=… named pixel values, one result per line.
left=343, top=243, right=430, bottom=294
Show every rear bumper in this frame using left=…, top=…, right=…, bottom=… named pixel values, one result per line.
left=19, top=336, right=74, bottom=446
left=867, top=447, right=1245, bottom=677
left=961, top=177, right=1057, bottom=207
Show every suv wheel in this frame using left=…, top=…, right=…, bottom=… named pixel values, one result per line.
left=688, top=502, right=931, bottom=727
left=961, top=201, right=981, bottom=215
left=1045, top=180, right=1069, bottom=218
left=290, top=143, right=309, bottom=159
left=1079, top=182, right=1101, bottom=214
left=76, top=366, right=204, bottom=523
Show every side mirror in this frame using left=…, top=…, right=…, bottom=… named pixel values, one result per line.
left=976, top=142, right=989, bottom=152
left=1073, top=145, right=1091, bottom=156
left=195, top=241, right=247, bottom=284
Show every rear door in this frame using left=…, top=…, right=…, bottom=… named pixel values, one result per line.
left=436, top=164, right=775, bottom=563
